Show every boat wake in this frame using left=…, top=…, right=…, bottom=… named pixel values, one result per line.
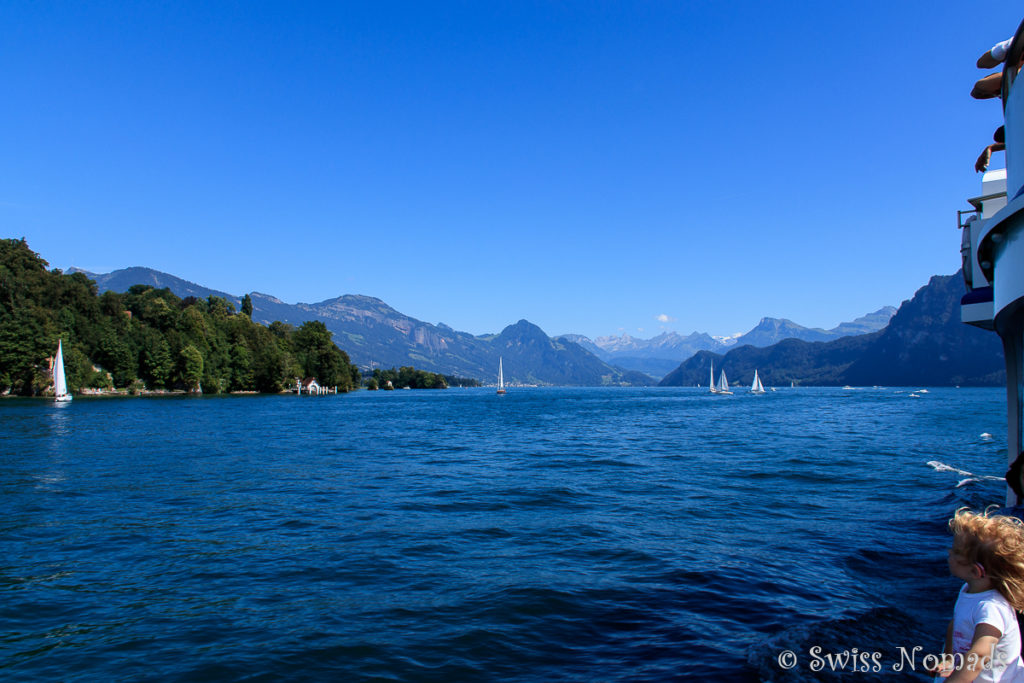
left=926, top=460, right=1004, bottom=488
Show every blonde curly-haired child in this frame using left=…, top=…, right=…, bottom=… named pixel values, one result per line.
left=931, top=509, right=1024, bottom=682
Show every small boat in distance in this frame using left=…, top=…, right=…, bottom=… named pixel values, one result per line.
left=709, top=361, right=717, bottom=394
left=715, top=369, right=733, bottom=395
left=53, top=339, right=71, bottom=403
left=750, top=369, right=765, bottom=394
left=496, top=357, right=506, bottom=395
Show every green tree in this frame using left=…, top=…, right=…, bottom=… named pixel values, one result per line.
left=180, top=344, right=204, bottom=393
left=0, top=239, right=366, bottom=396
left=253, top=341, right=289, bottom=392
left=241, top=294, right=253, bottom=319
left=141, top=332, right=173, bottom=388
left=229, top=342, right=255, bottom=391
left=97, top=330, right=136, bottom=387
left=293, top=320, right=354, bottom=390
left=206, top=296, right=235, bottom=319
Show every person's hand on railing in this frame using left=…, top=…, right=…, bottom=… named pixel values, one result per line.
left=975, top=126, right=1005, bottom=173
left=975, top=143, right=1005, bottom=172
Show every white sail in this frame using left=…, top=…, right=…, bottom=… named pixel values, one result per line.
left=709, top=361, right=716, bottom=393
left=716, top=369, right=732, bottom=394
left=751, top=369, right=765, bottom=394
left=497, top=357, right=505, bottom=394
left=54, top=339, right=71, bottom=402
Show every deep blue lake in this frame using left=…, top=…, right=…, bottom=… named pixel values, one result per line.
left=0, top=387, right=1010, bottom=681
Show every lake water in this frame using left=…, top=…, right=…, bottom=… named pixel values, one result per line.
left=0, top=387, right=1010, bottom=681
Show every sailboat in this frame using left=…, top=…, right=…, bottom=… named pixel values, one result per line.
left=53, top=339, right=72, bottom=402
left=496, top=357, right=506, bottom=395
left=715, top=369, right=733, bottom=395
left=750, top=369, right=765, bottom=394
left=709, top=360, right=717, bottom=394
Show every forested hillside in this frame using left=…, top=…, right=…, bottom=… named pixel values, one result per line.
left=0, top=239, right=360, bottom=396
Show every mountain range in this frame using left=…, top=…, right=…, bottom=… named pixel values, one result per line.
left=72, top=266, right=997, bottom=387
left=71, top=267, right=653, bottom=387
left=659, top=273, right=1003, bottom=387
left=560, top=307, right=895, bottom=377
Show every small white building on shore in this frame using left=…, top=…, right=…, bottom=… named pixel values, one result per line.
left=298, top=377, right=330, bottom=395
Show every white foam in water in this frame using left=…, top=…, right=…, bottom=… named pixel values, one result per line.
left=928, top=461, right=972, bottom=476
left=981, top=433, right=993, bottom=440
left=928, top=460, right=1005, bottom=485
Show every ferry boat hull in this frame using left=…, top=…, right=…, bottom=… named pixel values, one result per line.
left=962, top=18, right=1024, bottom=504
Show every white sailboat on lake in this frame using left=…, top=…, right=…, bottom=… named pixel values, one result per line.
left=750, top=369, right=765, bottom=394
left=715, top=369, right=733, bottom=395
left=709, top=360, right=717, bottom=394
left=53, top=339, right=71, bottom=402
left=496, top=357, right=506, bottom=395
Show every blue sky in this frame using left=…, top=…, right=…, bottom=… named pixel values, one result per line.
left=2, top=2, right=1019, bottom=340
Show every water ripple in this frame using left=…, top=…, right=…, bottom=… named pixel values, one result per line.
left=0, top=387, right=1007, bottom=681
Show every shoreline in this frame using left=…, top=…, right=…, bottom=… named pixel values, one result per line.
left=2, top=389, right=294, bottom=399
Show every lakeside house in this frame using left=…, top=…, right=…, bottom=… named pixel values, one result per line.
left=297, top=378, right=335, bottom=395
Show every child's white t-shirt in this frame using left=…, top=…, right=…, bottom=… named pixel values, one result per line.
left=951, top=585, right=1024, bottom=682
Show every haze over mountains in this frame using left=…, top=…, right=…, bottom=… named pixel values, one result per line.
left=72, top=265, right=997, bottom=387
left=659, top=274, right=1003, bottom=388
left=560, top=307, right=895, bottom=377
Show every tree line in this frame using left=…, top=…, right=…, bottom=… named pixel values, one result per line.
left=368, top=367, right=450, bottom=390
left=0, top=238, right=362, bottom=395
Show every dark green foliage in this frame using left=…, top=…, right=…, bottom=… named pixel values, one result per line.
left=0, top=239, right=361, bottom=396
left=443, top=375, right=481, bottom=387
left=229, top=343, right=254, bottom=391
left=292, top=321, right=359, bottom=392
left=140, top=328, right=173, bottom=388
left=241, top=294, right=253, bottom=319
left=253, top=343, right=290, bottom=393
left=180, top=344, right=204, bottom=392
left=371, top=366, right=449, bottom=389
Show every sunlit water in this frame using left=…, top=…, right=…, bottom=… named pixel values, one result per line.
left=0, top=387, right=1009, bottom=681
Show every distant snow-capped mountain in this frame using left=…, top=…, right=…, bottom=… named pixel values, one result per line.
left=562, top=308, right=896, bottom=378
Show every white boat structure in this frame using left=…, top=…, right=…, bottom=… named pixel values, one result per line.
left=750, top=369, right=765, bottom=394
left=709, top=361, right=717, bottom=394
left=715, top=369, right=733, bottom=395
left=959, top=17, right=1024, bottom=504
left=53, top=339, right=71, bottom=402
left=496, top=357, right=506, bottom=395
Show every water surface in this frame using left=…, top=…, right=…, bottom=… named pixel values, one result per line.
left=0, top=387, right=1008, bottom=681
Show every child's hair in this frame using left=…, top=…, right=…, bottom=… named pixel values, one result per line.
left=950, top=508, right=1024, bottom=611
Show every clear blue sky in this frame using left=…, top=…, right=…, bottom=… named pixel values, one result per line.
left=2, top=2, right=1018, bottom=340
